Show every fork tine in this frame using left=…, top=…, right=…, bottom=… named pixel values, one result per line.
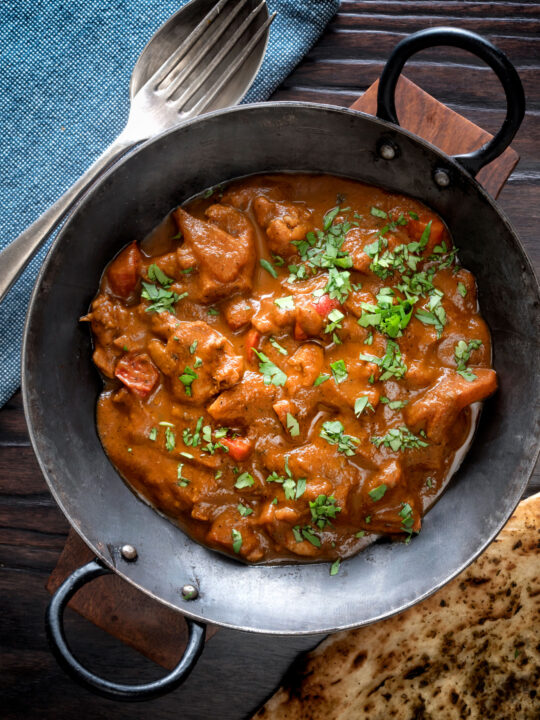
left=185, top=11, right=276, bottom=117
left=171, top=1, right=272, bottom=112
left=148, top=0, right=233, bottom=90
left=160, top=0, right=251, bottom=98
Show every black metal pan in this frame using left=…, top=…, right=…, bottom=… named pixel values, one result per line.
left=22, top=28, right=539, bottom=701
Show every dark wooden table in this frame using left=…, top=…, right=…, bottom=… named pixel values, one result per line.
left=1, top=2, right=538, bottom=718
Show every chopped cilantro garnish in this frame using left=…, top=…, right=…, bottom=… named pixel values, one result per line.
left=272, top=254, right=285, bottom=267
left=266, top=456, right=306, bottom=500
left=193, top=357, right=203, bottom=369
left=269, top=337, right=288, bottom=355
left=426, top=476, right=434, bottom=488
left=320, top=420, right=359, bottom=456
left=293, top=525, right=321, bottom=547
left=141, top=281, right=183, bottom=314
left=309, top=494, right=341, bottom=529
left=179, top=366, right=197, bottom=396
left=330, top=558, right=341, bottom=576
left=286, top=412, right=300, bottom=437
left=419, top=220, right=432, bottom=249
left=323, top=267, right=352, bottom=304
left=165, top=427, right=176, bottom=452
left=371, top=426, right=428, bottom=451
left=368, top=484, right=387, bottom=502
left=260, top=258, right=278, bottom=278
left=291, top=207, right=353, bottom=287
left=355, top=530, right=366, bottom=538
left=454, top=339, right=482, bottom=381
left=359, top=339, right=407, bottom=381
left=354, top=396, right=374, bottom=416
left=457, top=282, right=467, bottom=298
left=409, top=211, right=419, bottom=220
left=177, top=463, right=189, bottom=487
left=182, top=417, right=203, bottom=447
left=274, top=296, right=295, bottom=311
left=148, top=427, right=157, bottom=441
left=358, top=288, right=413, bottom=338
left=313, top=373, right=330, bottom=386
left=414, top=289, right=446, bottom=338
left=370, top=206, right=388, bottom=219
left=147, top=264, right=173, bottom=286
left=189, top=340, right=198, bottom=354
left=330, top=358, right=348, bottom=384
left=207, top=307, right=219, bottom=316
left=253, top=349, right=287, bottom=387
left=202, top=425, right=212, bottom=443
left=380, top=397, right=408, bottom=410
left=235, top=472, right=254, bottom=489
left=237, top=503, right=253, bottom=517
left=231, top=529, right=242, bottom=554
left=399, top=502, right=415, bottom=542
left=325, top=308, right=345, bottom=335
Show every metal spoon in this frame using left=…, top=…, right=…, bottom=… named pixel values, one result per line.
left=0, top=0, right=274, bottom=304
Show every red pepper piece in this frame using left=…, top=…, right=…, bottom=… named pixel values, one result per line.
left=114, top=352, right=159, bottom=397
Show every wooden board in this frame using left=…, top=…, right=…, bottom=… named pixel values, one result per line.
left=45, top=74, right=519, bottom=671
left=350, top=76, right=519, bottom=198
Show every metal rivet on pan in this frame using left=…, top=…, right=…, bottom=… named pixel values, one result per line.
left=120, top=544, right=138, bottom=562
left=434, top=168, right=451, bottom=187
left=181, top=584, right=199, bottom=601
left=379, top=142, right=397, bottom=160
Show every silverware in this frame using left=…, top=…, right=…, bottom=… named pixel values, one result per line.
left=0, top=0, right=274, bottom=304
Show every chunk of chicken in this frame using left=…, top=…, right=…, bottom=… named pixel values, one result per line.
left=405, top=368, right=497, bottom=442
left=253, top=197, right=313, bottom=257
left=207, top=371, right=277, bottom=425
left=147, top=317, right=243, bottom=404
left=173, top=205, right=255, bottom=302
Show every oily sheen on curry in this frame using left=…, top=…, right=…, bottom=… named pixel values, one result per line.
left=83, top=174, right=497, bottom=565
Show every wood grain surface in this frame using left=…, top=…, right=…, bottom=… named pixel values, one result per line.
left=1, top=2, right=539, bottom=718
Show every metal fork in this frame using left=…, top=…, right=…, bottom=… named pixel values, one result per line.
left=0, top=0, right=275, bottom=304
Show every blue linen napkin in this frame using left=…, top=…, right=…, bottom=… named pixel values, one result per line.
left=0, top=0, right=339, bottom=408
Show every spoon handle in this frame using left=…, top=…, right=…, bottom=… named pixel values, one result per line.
left=0, top=135, right=134, bottom=304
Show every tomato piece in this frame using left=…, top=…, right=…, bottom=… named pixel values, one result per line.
left=220, top=437, right=252, bottom=461
left=245, top=329, right=261, bottom=362
left=108, top=243, right=142, bottom=299
left=114, top=352, right=159, bottom=397
left=312, top=294, right=341, bottom=318
left=293, top=321, right=309, bottom=341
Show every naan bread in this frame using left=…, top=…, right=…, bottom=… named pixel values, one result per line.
left=254, top=494, right=539, bottom=720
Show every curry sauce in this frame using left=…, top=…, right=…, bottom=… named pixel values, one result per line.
left=84, top=174, right=497, bottom=564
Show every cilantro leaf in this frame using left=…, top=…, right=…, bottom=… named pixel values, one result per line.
left=330, top=359, right=348, bottom=384
left=274, top=296, right=295, bottom=311
left=286, top=412, right=300, bottom=437
left=309, top=494, right=341, bottom=529
left=354, top=396, right=374, bottom=416
left=371, top=426, right=428, bottom=451
left=235, top=472, right=254, bottom=489
left=231, top=529, right=242, bottom=554
left=260, top=258, right=278, bottom=278
left=253, top=349, right=287, bottom=387
left=368, top=484, right=387, bottom=501
left=320, top=420, right=359, bottom=456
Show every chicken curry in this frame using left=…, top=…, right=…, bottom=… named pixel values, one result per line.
left=84, top=174, right=497, bottom=566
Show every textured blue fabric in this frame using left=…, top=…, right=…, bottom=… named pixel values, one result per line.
left=0, top=0, right=338, bottom=408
